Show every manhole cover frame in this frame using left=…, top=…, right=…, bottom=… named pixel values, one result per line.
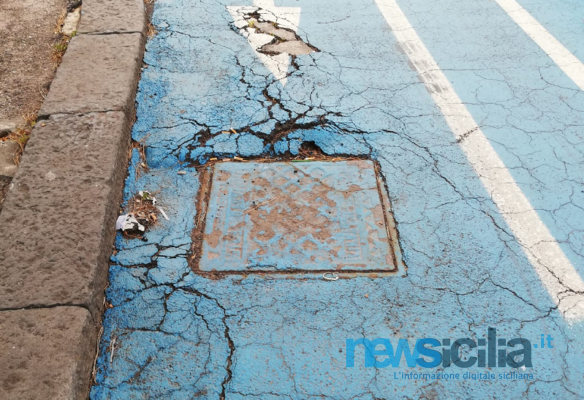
left=191, top=159, right=406, bottom=278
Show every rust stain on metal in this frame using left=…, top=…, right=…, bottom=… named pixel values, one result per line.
left=191, top=160, right=406, bottom=278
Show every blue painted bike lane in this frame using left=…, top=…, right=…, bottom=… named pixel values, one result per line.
left=91, top=0, right=584, bottom=398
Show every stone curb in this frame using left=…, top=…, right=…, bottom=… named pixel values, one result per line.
left=0, top=0, right=147, bottom=398
left=78, top=0, right=147, bottom=36
left=38, top=33, right=145, bottom=117
left=0, top=308, right=96, bottom=399
left=0, top=112, right=132, bottom=316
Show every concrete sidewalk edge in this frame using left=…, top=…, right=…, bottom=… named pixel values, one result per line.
left=0, top=0, right=147, bottom=398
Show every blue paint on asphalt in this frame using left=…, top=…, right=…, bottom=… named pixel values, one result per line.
left=400, top=0, right=584, bottom=277
left=91, top=0, right=584, bottom=398
left=515, top=0, right=584, bottom=64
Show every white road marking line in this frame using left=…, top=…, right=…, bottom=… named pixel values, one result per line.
left=494, top=0, right=584, bottom=91
left=227, top=0, right=301, bottom=86
left=374, top=0, right=584, bottom=322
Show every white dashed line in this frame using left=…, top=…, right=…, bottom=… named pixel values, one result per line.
left=375, top=0, right=584, bottom=321
left=494, top=0, right=584, bottom=91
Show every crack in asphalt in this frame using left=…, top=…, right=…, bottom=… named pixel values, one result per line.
left=90, top=0, right=584, bottom=397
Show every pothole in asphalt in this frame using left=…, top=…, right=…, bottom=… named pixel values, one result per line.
left=228, top=7, right=319, bottom=56
left=191, top=159, right=405, bottom=278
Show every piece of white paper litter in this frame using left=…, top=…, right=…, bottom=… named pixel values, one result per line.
left=116, top=214, right=145, bottom=232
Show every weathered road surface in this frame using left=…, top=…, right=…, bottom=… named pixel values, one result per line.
left=91, top=0, right=584, bottom=398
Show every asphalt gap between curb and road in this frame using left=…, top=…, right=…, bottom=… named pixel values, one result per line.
left=0, top=0, right=147, bottom=398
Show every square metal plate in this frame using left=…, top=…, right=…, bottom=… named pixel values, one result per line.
left=193, top=160, right=405, bottom=277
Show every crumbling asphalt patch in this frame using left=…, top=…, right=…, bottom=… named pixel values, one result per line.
left=230, top=8, right=319, bottom=56
left=141, top=3, right=389, bottom=166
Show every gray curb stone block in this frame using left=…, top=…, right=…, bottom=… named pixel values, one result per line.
left=0, top=307, right=96, bottom=400
left=38, top=33, right=144, bottom=117
left=0, top=112, right=131, bottom=319
left=78, top=0, right=147, bottom=35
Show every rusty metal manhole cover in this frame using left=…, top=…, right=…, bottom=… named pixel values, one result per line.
left=192, top=160, right=405, bottom=277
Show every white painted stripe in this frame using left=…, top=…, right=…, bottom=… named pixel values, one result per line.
left=227, top=0, right=302, bottom=86
left=374, top=0, right=584, bottom=322
left=494, top=0, right=584, bottom=91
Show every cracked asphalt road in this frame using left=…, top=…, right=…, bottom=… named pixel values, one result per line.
left=91, top=0, right=584, bottom=398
